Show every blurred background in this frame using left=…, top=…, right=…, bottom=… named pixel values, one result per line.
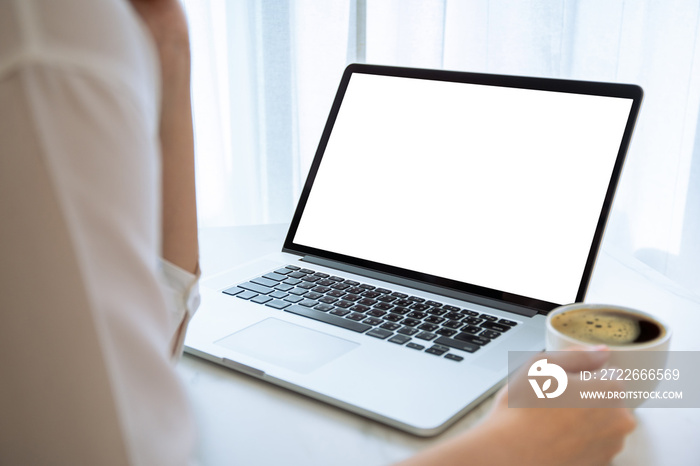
left=182, top=0, right=700, bottom=298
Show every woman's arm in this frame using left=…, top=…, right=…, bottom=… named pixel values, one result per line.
left=130, top=0, right=199, bottom=275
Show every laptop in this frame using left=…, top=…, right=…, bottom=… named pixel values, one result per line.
left=185, top=64, right=642, bottom=436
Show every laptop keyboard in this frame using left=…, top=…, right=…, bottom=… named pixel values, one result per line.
left=222, top=265, right=518, bottom=362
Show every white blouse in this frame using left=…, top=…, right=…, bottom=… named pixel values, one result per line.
left=1, top=0, right=198, bottom=464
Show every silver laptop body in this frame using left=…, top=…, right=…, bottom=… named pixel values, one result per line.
left=185, top=64, right=642, bottom=436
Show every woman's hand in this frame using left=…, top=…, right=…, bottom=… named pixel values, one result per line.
left=399, top=348, right=636, bottom=466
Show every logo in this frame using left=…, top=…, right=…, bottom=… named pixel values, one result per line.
left=528, top=358, right=568, bottom=398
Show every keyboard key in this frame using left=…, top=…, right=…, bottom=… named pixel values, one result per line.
left=344, top=280, right=360, bottom=286
left=335, top=300, right=354, bottom=309
left=314, top=272, right=330, bottom=278
left=437, top=328, right=458, bottom=337
left=283, top=277, right=301, bottom=285
left=394, top=299, right=413, bottom=307
left=481, top=321, right=512, bottom=332
left=328, top=276, right=344, bottom=282
left=286, top=304, right=371, bottom=333
left=367, top=309, right=387, bottom=318
left=375, top=288, right=391, bottom=294
left=480, top=330, right=502, bottom=339
left=499, top=319, right=518, bottom=326
left=374, top=303, right=393, bottom=311
left=444, top=320, right=464, bottom=329
left=460, top=309, right=479, bottom=316
left=251, top=295, right=273, bottom=304
left=357, top=298, right=377, bottom=306
left=236, top=290, right=258, bottom=300
left=313, top=304, right=334, bottom=312
left=418, top=323, right=439, bottom=332
left=392, top=306, right=409, bottom=315
left=391, top=291, right=408, bottom=298
left=367, top=328, right=393, bottom=340
left=363, top=317, right=384, bottom=326
left=346, top=312, right=366, bottom=321
left=460, top=325, right=482, bottom=334
left=426, top=301, right=442, bottom=307
left=330, top=308, right=350, bottom=316
left=427, top=307, right=447, bottom=316
left=444, top=353, right=464, bottom=362
left=361, top=291, right=381, bottom=299
left=425, top=345, right=449, bottom=356
left=327, top=290, right=346, bottom=298
left=331, top=283, right=351, bottom=290
left=299, top=268, right=315, bottom=274
left=397, top=326, right=419, bottom=336
left=251, top=277, right=278, bottom=288
left=312, top=286, right=331, bottom=293
left=445, top=312, right=463, bottom=321
left=384, top=313, right=404, bottom=322
left=284, top=295, right=304, bottom=303
left=297, top=282, right=316, bottom=289
left=443, top=305, right=460, bottom=312
left=454, top=333, right=490, bottom=346
left=401, top=318, right=421, bottom=327
left=319, top=296, right=339, bottom=304
left=406, top=342, right=425, bottom=350
left=305, top=291, right=323, bottom=300
left=480, top=314, right=498, bottom=322
left=465, top=317, right=484, bottom=325
left=350, top=304, right=370, bottom=313
left=275, top=283, right=294, bottom=292
left=263, top=272, right=287, bottom=282
left=424, top=316, right=445, bottom=324
left=434, top=336, right=479, bottom=353
left=299, top=299, right=318, bottom=307
left=269, top=290, right=288, bottom=299
left=302, top=275, right=321, bottom=283
left=285, top=265, right=301, bottom=270
left=288, top=287, right=308, bottom=296
left=239, top=282, right=274, bottom=295
left=288, top=271, right=307, bottom=279
left=380, top=322, right=401, bottom=331
left=265, top=299, right=291, bottom=309
left=408, top=296, right=425, bottom=303
left=274, top=268, right=294, bottom=275
left=222, top=286, right=244, bottom=296
left=410, top=303, right=430, bottom=312
left=359, top=284, right=376, bottom=290
left=407, top=311, right=427, bottom=320
left=416, top=331, right=437, bottom=341
left=388, top=334, right=411, bottom=345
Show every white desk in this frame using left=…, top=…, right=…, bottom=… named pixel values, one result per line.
left=178, top=225, right=700, bottom=465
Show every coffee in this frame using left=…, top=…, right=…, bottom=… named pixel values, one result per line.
left=550, top=307, right=664, bottom=346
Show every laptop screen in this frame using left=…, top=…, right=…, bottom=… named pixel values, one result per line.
left=285, top=65, right=641, bottom=312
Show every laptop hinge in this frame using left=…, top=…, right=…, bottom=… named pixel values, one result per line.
left=301, top=256, right=539, bottom=318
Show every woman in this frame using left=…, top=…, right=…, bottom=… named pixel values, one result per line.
left=0, top=0, right=634, bottom=464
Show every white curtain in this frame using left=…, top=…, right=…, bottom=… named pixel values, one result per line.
left=183, top=0, right=700, bottom=296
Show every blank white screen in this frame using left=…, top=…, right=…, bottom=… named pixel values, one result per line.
left=293, top=73, right=633, bottom=304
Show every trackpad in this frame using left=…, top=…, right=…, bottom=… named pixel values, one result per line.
left=216, top=318, right=359, bottom=374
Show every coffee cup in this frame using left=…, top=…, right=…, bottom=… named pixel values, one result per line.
left=545, top=303, right=671, bottom=407
left=546, top=303, right=671, bottom=351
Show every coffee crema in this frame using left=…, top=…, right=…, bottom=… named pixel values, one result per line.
left=550, top=308, right=664, bottom=345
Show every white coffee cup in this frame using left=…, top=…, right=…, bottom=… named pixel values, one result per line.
left=546, top=303, right=671, bottom=352
left=546, top=303, right=671, bottom=407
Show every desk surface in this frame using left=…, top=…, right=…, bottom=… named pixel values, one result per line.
left=178, top=224, right=700, bottom=465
